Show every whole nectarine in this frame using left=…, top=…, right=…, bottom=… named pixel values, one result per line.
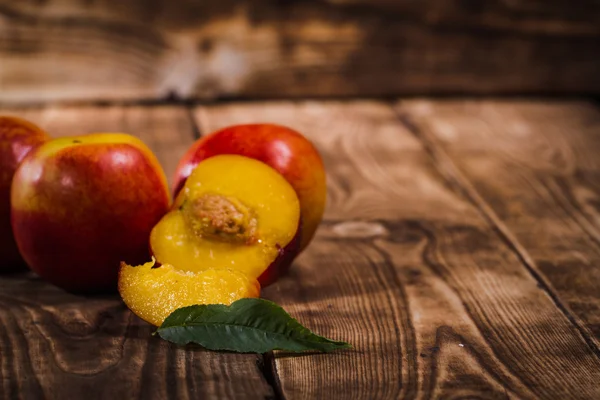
left=11, top=134, right=170, bottom=292
left=172, top=124, right=326, bottom=253
left=0, top=116, right=50, bottom=272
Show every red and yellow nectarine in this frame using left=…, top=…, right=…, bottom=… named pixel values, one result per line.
left=11, top=133, right=170, bottom=292
left=173, top=124, right=326, bottom=254
left=152, top=155, right=300, bottom=286
left=0, top=116, right=50, bottom=272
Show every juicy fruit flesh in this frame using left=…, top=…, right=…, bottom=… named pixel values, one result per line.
left=119, top=259, right=260, bottom=326
left=151, top=155, right=300, bottom=280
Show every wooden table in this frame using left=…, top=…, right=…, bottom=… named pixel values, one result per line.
left=1, top=99, right=599, bottom=399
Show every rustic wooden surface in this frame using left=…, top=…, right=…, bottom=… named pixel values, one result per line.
left=1, top=0, right=600, bottom=103
left=397, top=100, right=600, bottom=345
left=1, top=99, right=600, bottom=399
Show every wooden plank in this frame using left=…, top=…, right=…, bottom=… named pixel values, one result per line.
left=315, top=0, right=600, bottom=35
left=0, top=105, right=274, bottom=400
left=1, top=1, right=599, bottom=103
left=195, top=101, right=600, bottom=400
left=398, top=99, right=600, bottom=344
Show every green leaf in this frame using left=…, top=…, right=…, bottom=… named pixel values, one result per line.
left=156, top=298, right=352, bottom=353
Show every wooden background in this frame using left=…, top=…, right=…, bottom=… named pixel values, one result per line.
left=1, top=0, right=600, bottom=103
left=2, top=1, right=600, bottom=398
left=2, top=99, right=600, bottom=399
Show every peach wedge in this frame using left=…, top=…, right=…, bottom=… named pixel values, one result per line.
left=118, top=259, right=260, bottom=327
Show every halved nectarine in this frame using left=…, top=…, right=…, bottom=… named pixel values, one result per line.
left=173, top=124, right=326, bottom=253
left=150, top=155, right=301, bottom=286
left=118, top=259, right=260, bottom=326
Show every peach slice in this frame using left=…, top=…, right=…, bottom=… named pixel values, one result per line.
left=118, top=259, right=260, bottom=327
left=150, top=155, right=301, bottom=284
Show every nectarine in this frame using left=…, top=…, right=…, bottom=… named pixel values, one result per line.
left=152, top=155, right=300, bottom=286
left=173, top=124, right=326, bottom=253
left=0, top=116, right=50, bottom=272
left=11, top=133, right=170, bottom=292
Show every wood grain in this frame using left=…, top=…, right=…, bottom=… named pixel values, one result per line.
left=398, top=99, right=600, bottom=345
left=0, top=105, right=274, bottom=400
left=1, top=0, right=599, bottom=103
left=195, top=101, right=600, bottom=400
left=4, top=101, right=600, bottom=399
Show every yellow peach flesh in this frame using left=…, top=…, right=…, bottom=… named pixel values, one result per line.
left=118, top=259, right=260, bottom=327
left=150, top=155, right=300, bottom=280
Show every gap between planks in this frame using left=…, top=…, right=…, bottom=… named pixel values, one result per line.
left=392, top=102, right=600, bottom=357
